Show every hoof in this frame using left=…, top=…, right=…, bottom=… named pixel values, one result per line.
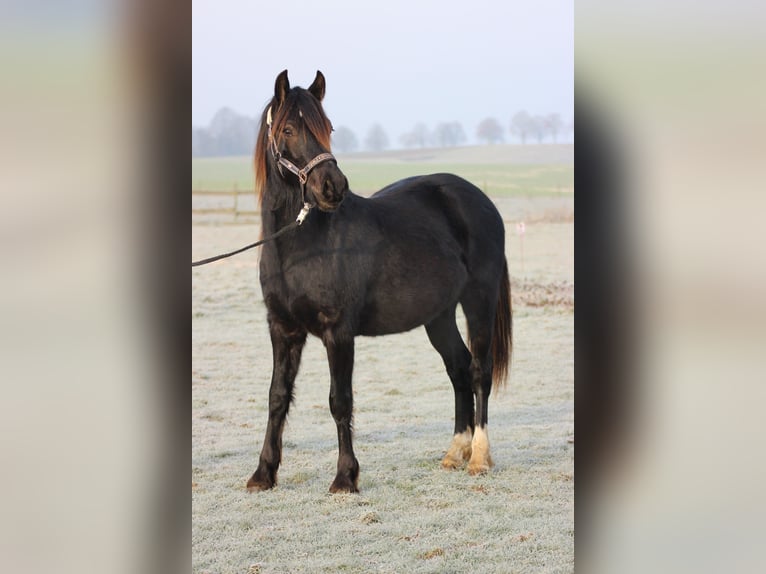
left=467, top=453, right=494, bottom=476
left=442, top=429, right=473, bottom=470
left=329, top=469, right=359, bottom=493
left=246, top=471, right=276, bottom=492
left=467, top=462, right=490, bottom=476
left=466, top=426, right=493, bottom=476
left=441, top=455, right=464, bottom=470
left=329, top=482, right=359, bottom=494
left=329, top=458, right=359, bottom=493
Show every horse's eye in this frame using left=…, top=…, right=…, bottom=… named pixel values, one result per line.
left=283, top=127, right=293, bottom=137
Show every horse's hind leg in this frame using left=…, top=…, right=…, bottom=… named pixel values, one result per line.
left=461, top=292, right=498, bottom=475
left=247, top=318, right=306, bottom=491
left=425, top=306, right=474, bottom=469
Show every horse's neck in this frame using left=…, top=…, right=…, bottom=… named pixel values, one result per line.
left=261, top=180, right=305, bottom=235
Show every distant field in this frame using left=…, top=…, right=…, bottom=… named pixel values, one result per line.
left=192, top=144, right=573, bottom=197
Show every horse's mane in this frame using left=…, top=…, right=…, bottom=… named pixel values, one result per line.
left=254, top=88, right=333, bottom=206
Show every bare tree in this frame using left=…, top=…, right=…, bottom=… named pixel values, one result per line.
left=476, top=117, right=504, bottom=145
left=332, top=126, right=359, bottom=153
left=364, top=123, right=389, bottom=152
left=531, top=114, right=546, bottom=144
left=192, top=106, right=257, bottom=157
left=400, top=122, right=430, bottom=148
left=510, top=110, right=533, bottom=145
left=545, top=113, right=565, bottom=143
left=432, top=122, right=466, bottom=147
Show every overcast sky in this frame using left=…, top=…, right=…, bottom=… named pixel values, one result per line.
left=192, top=0, right=573, bottom=145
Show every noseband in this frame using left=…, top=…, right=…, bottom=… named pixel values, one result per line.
left=266, top=106, right=336, bottom=194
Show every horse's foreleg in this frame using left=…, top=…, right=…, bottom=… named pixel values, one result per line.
left=325, top=336, right=359, bottom=493
left=247, top=320, right=306, bottom=492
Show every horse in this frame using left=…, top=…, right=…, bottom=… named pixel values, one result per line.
left=247, top=70, right=512, bottom=493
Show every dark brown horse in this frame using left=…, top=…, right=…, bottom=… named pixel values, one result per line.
left=247, top=70, right=511, bottom=493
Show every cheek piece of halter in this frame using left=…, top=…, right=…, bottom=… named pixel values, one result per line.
left=266, top=105, right=337, bottom=224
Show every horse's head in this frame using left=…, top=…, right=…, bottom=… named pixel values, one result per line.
left=256, top=70, right=348, bottom=212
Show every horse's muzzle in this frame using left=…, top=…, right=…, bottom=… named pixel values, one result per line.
left=310, top=166, right=349, bottom=212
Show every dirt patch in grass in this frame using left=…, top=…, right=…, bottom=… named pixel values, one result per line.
left=420, top=547, right=445, bottom=560
left=512, top=279, right=574, bottom=310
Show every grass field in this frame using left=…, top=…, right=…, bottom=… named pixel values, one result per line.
left=192, top=144, right=573, bottom=197
left=192, top=148, right=574, bottom=572
left=192, top=182, right=573, bottom=572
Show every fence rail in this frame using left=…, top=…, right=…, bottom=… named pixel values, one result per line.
left=192, top=189, right=259, bottom=221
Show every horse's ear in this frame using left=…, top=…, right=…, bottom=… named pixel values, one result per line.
left=308, top=70, right=325, bottom=102
left=274, top=70, right=290, bottom=105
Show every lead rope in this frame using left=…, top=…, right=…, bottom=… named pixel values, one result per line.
left=191, top=203, right=311, bottom=267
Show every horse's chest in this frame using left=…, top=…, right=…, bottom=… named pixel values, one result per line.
left=263, top=270, right=344, bottom=337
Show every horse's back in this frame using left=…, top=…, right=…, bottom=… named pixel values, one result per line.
left=369, top=173, right=505, bottom=256
left=371, top=173, right=481, bottom=199
left=372, top=173, right=498, bottom=214
left=369, top=175, right=423, bottom=199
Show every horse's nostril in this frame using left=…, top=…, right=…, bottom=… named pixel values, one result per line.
left=323, top=179, right=335, bottom=198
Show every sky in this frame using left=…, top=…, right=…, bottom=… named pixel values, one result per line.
left=192, top=0, right=573, bottom=145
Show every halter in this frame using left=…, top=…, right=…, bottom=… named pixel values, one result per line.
left=191, top=101, right=335, bottom=266
left=266, top=105, right=336, bottom=223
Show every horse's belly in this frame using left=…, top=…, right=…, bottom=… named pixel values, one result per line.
left=357, top=309, right=424, bottom=336
left=357, top=275, right=463, bottom=336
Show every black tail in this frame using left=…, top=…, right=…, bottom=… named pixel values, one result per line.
left=492, top=258, right=512, bottom=391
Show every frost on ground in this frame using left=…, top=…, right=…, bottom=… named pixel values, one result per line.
left=193, top=197, right=573, bottom=573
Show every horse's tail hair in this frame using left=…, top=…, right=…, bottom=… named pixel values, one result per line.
left=492, top=258, right=512, bottom=391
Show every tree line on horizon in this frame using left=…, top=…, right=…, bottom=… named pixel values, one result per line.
left=193, top=107, right=573, bottom=157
